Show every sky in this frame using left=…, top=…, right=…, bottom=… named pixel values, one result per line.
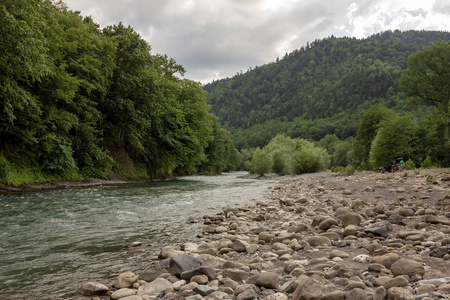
left=62, top=0, right=450, bottom=84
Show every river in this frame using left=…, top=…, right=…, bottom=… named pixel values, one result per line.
left=0, top=172, right=277, bottom=299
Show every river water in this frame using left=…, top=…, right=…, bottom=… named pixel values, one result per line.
left=0, top=172, right=277, bottom=299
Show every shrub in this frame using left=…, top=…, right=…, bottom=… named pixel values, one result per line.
left=250, top=148, right=273, bottom=175
left=421, top=156, right=433, bottom=169
left=344, top=165, right=355, bottom=176
left=405, top=159, right=416, bottom=170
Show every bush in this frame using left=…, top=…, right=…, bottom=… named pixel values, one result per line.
left=405, top=159, right=416, bottom=170
left=344, top=165, right=355, bottom=176
left=250, top=148, right=273, bottom=175
left=421, top=156, right=433, bottom=169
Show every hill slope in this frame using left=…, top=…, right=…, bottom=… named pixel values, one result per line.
left=203, top=30, right=450, bottom=149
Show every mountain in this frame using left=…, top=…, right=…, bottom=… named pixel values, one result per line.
left=203, top=30, right=450, bottom=149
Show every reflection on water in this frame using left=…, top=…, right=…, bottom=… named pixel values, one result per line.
left=0, top=172, right=276, bottom=299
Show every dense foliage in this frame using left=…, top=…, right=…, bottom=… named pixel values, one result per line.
left=249, top=135, right=330, bottom=175
left=0, top=0, right=236, bottom=185
left=204, top=30, right=450, bottom=150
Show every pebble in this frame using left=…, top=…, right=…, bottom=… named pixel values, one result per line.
left=77, top=171, right=450, bottom=300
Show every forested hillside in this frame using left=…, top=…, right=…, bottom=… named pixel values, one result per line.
left=204, top=30, right=450, bottom=149
left=0, top=0, right=238, bottom=186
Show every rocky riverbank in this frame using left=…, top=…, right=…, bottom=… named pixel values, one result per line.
left=78, top=169, right=450, bottom=300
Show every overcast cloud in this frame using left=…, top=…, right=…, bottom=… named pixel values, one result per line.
left=62, top=0, right=450, bottom=84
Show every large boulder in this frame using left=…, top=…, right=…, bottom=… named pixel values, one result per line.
left=169, top=254, right=202, bottom=276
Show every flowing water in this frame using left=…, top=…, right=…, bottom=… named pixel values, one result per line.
left=0, top=172, right=277, bottom=299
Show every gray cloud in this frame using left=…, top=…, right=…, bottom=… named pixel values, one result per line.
left=63, top=0, right=450, bottom=83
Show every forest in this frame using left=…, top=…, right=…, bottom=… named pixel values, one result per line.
left=0, top=0, right=239, bottom=186
left=204, top=30, right=450, bottom=173
left=2, top=1, right=449, bottom=186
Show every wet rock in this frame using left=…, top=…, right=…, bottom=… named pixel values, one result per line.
left=390, top=259, right=425, bottom=277
left=169, top=254, right=202, bottom=276
left=78, top=282, right=109, bottom=296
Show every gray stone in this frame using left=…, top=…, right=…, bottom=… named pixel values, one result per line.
left=114, top=271, right=138, bottom=288
left=373, top=286, right=386, bottom=300
left=111, top=288, right=137, bottom=300
left=193, top=285, right=216, bottom=296
left=371, top=253, right=400, bottom=268
left=383, top=276, right=409, bottom=290
left=138, top=270, right=164, bottom=282
left=181, top=266, right=216, bottom=281
left=292, top=275, right=324, bottom=300
left=307, top=236, right=331, bottom=247
left=250, top=272, right=280, bottom=289
left=386, top=287, right=414, bottom=300
left=322, top=290, right=346, bottom=300
left=390, top=259, right=425, bottom=277
left=137, top=278, right=173, bottom=296
left=364, top=225, right=389, bottom=238
left=169, top=254, right=202, bottom=276
left=78, top=282, right=109, bottom=296
left=342, top=213, right=362, bottom=227
left=319, top=218, right=339, bottom=230
left=222, top=268, right=250, bottom=281
left=345, top=288, right=367, bottom=300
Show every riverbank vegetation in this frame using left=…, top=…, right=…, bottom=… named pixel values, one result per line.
left=0, top=0, right=238, bottom=186
left=205, top=32, right=450, bottom=174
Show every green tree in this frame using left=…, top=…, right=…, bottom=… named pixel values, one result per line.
left=354, top=104, right=394, bottom=168
left=250, top=148, right=273, bottom=175
left=368, top=114, right=416, bottom=169
left=400, top=40, right=450, bottom=165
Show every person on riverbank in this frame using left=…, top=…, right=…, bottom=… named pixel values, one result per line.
left=400, top=159, right=405, bottom=171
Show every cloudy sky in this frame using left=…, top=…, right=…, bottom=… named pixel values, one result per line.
left=63, top=0, right=450, bottom=84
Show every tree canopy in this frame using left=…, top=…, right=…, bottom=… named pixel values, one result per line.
left=0, top=0, right=237, bottom=185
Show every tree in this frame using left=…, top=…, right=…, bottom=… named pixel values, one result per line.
left=400, top=40, right=450, bottom=165
left=250, top=148, right=272, bottom=175
left=354, top=104, right=394, bottom=168
left=368, top=114, right=416, bottom=169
